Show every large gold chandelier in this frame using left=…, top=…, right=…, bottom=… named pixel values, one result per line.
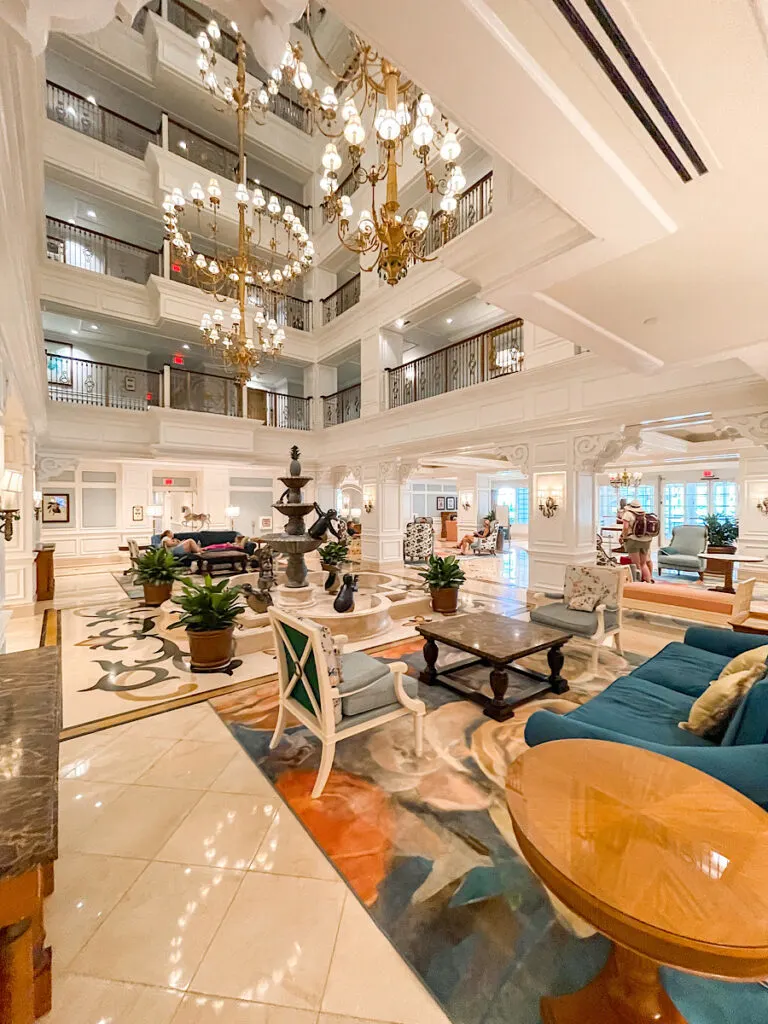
left=254, top=26, right=464, bottom=286
left=161, top=23, right=315, bottom=384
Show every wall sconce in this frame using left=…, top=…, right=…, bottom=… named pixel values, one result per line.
left=1, top=470, right=22, bottom=540
left=538, top=493, right=561, bottom=518
left=33, top=490, right=42, bottom=520
left=363, top=487, right=375, bottom=514
left=757, top=498, right=768, bottom=516
left=146, top=504, right=164, bottom=533
left=225, top=505, right=240, bottom=530
left=0, top=509, right=20, bottom=541
left=460, top=491, right=473, bottom=511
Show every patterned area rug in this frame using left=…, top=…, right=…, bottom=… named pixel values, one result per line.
left=211, top=639, right=768, bottom=1023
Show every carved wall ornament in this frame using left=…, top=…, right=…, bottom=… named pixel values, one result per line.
left=573, top=425, right=643, bottom=473
left=496, top=443, right=530, bottom=476
left=716, top=412, right=768, bottom=449
left=36, top=457, right=76, bottom=483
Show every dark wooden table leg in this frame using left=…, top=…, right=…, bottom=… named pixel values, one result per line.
left=485, top=666, right=516, bottom=721
left=420, top=638, right=439, bottom=684
left=547, top=643, right=569, bottom=694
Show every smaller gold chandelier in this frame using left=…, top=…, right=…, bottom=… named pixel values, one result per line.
left=200, top=303, right=285, bottom=383
left=609, top=468, right=643, bottom=488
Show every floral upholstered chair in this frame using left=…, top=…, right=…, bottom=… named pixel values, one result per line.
left=403, top=519, right=434, bottom=564
left=268, top=607, right=426, bottom=797
left=471, top=522, right=502, bottom=556
left=529, top=564, right=626, bottom=672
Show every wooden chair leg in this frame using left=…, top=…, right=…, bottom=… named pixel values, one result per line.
left=312, top=740, right=336, bottom=798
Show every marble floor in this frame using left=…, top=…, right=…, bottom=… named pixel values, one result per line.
left=5, top=560, right=698, bottom=1024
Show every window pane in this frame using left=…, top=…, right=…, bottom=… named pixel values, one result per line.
left=713, top=481, right=737, bottom=519
left=685, top=482, right=709, bottom=525
left=516, top=486, right=529, bottom=525
left=664, top=483, right=685, bottom=536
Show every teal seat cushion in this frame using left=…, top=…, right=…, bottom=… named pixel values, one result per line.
left=629, top=642, right=729, bottom=697
left=658, top=553, right=702, bottom=569
left=530, top=602, right=617, bottom=637
left=339, top=652, right=418, bottom=716
left=565, top=676, right=714, bottom=748
left=722, top=678, right=768, bottom=746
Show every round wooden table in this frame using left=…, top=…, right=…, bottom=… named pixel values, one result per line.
left=506, top=739, right=768, bottom=1023
left=697, top=552, right=764, bottom=594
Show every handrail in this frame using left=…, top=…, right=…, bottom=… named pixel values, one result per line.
left=45, top=350, right=161, bottom=411
left=320, top=382, right=362, bottom=400
left=45, top=215, right=161, bottom=257
left=322, top=382, right=361, bottom=427
left=320, top=274, right=361, bottom=325
left=46, top=81, right=161, bottom=137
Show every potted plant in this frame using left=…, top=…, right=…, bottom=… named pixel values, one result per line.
left=131, top=547, right=184, bottom=607
left=701, top=513, right=739, bottom=576
left=317, top=540, right=349, bottom=594
left=169, top=575, right=243, bottom=671
left=419, top=554, right=466, bottom=614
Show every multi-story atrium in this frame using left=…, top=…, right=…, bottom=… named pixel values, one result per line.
left=2, top=1, right=768, bottom=1022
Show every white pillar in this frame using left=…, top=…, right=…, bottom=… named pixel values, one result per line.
left=162, top=365, right=171, bottom=407
left=304, top=363, right=337, bottom=428
left=307, top=266, right=336, bottom=330
left=161, top=111, right=169, bottom=150
left=455, top=471, right=478, bottom=537
left=360, top=461, right=403, bottom=570
left=738, top=448, right=768, bottom=581
left=360, top=329, right=402, bottom=418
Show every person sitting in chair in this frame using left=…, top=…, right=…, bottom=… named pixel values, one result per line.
left=457, top=517, right=490, bottom=556
left=160, top=530, right=203, bottom=558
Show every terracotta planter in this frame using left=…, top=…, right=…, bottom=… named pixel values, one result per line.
left=143, top=582, right=173, bottom=607
left=187, top=627, right=235, bottom=672
left=706, top=544, right=737, bottom=576
left=430, top=586, right=460, bottom=614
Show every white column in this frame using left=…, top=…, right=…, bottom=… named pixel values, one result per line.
left=304, top=363, right=337, bottom=429
left=455, top=471, right=478, bottom=537
left=360, top=329, right=402, bottom=418
left=161, top=112, right=169, bottom=150
left=738, top=448, right=768, bottom=581
left=162, top=365, right=171, bottom=407
left=527, top=433, right=596, bottom=595
left=360, top=461, right=403, bottom=570
left=306, top=266, right=335, bottom=330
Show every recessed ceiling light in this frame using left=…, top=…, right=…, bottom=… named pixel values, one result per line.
left=446, top=317, right=453, bottom=324
left=86, top=209, right=96, bottom=219
left=395, top=318, right=405, bottom=328
left=178, top=140, right=187, bottom=150
left=86, top=95, right=97, bottom=105
left=70, top=329, right=78, bottom=335
left=182, top=344, right=190, bottom=350
left=90, top=324, right=98, bottom=330
left=67, top=218, right=75, bottom=225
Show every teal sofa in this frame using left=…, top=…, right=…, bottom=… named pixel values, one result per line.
left=525, top=626, right=768, bottom=807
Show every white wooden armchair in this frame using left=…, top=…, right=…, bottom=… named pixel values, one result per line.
left=268, top=606, right=426, bottom=797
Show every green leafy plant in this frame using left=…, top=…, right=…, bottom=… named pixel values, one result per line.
left=169, top=575, right=243, bottom=632
left=701, top=514, right=739, bottom=547
left=486, top=508, right=497, bottom=523
left=418, top=554, right=466, bottom=590
left=318, top=540, right=349, bottom=566
left=131, top=547, right=184, bottom=585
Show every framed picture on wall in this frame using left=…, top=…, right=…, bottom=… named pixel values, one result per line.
left=259, top=516, right=273, bottom=532
left=42, top=493, right=70, bottom=523
left=445, top=496, right=457, bottom=511
left=124, top=375, right=136, bottom=392
left=436, top=497, right=446, bottom=511
left=132, top=505, right=144, bottom=522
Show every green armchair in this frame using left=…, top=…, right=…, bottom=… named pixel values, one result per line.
left=657, top=525, right=708, bottom=578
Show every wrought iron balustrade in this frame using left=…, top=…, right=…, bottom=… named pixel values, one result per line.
left=387, top=317, right=524, bottom=409
left=45, top=217, right=161, bottom=284
left=423, top=171, right=493, bottom=256
left=246, top=389, right=311, bottom=430
left=166, top=0, right=311, bottom=134
left=169, top=367, right=241, bottom=417
left=46, top=351, right=161, bottom=410
left=321, top=274, right=361, bottom=325
left=167, top=119, right=311, bottom=230
left=46, top=81, right=160, bottom=159
left=322, top=384, right=361, bottom=426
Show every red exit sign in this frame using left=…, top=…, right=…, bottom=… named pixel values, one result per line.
left=173, top=353, right=184, bottom=365
left=702, top=469, right=714, bottom=478
left=163, top=478, right=174, bottom=486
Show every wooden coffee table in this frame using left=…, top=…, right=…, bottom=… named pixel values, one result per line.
left=507, top=739, right=768, bottom=1023
left=198, top=550, right=248, bottom=576
left=415, top=613, right=571, bottom=721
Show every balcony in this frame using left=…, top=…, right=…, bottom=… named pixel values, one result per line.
left=322, top=383, right=361, bottom=427
left=387, top=317, right=523, bottom=409
left=321, top=274, right=361, bottom=325
left=45, top=216, right=161, bottom=284
left=46, top=81, right=160, bottom=159
left=46, top=351, right=312, bottom=430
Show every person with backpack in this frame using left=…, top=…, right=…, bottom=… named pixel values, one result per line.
left=621, top=498, right=660, bottom=583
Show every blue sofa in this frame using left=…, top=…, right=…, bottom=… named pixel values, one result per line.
left=151, top=530, right=239, bottom=548
left=525, top=626, right=768, bottom=807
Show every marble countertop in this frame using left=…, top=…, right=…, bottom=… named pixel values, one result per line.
left=0, top=646, right=61, bottom=879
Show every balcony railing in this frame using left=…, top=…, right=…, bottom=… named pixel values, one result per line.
left=322, top=384, right=361, bottom=427
left=423, top=171, right=493, bottom=256
left=387, top=317, right=524, bottom=409
left=170, top=366, right=241, bottom=417
left=46, top=82, right=160, bottom=159
left=45, top=217, right=161, bottom=284
left=321, top=274, right=361, bottom=325
left=167, top=119, right=311, bottom=230
left=165, top=0, right=311, bottom=134
left=246, top=388, right=312, bottom=430
left=46, top=352, right=161, bottom=411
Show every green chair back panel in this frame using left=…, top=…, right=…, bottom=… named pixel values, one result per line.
left=282, top=622, right=321, bottom=719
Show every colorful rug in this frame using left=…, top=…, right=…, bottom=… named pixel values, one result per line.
left=211, top=637, right=768, bottom=1024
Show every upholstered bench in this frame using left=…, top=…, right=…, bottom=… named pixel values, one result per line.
left=623, top=578, right=754, bottom=624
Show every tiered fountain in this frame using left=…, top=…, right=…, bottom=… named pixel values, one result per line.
left=262, top=446, right=322, bottom=609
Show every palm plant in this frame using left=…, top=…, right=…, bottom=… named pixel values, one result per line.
left=131, top=547, right=184, bottom=585
left=169, top=576, right=243, bottom=632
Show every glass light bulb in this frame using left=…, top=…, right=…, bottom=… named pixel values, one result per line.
left=197, top=54, right=209, bottom=72
left=272, top=270, right=282, bottom=283
left=322, top=142, right=342, bottom=171
left=204, top=71, right=217, bottom=90
left=255, top=308, right=266, bottom=326
left=258, top=88, right=269, bottom=106
left=376, top=108, right=400, bottom=142
left=190, top=182, right=204, bottom=201
left=440, top=131, right=461, bottom=162
left=343, top=113, right=365, bottom=146
left=267, top=79, right=279, bottom=96
left=358, top=210, right=374, bottom=234
left=208, top=260, right=219, bottom=273
left=319, top=175, right=333, bottom=195
left=235, top=183, right=249, bottom=203
left=320, top=86, right=338, bottom=112
left=195, top=253, right=206, bottom=268
left=252, top=187, right=265, bottom=208
left=440, top=194, right=457, bottom=213
left=340, top=196, right=353, bottom=220
left=267, top=195, right=281, bottom=215
left=200, top=313, right=212, bottom=329
left=283, top=205, right=294, bottom=222
left=417, top=93, right=434, bottom=118
left=267, top=318, right=278, bottom=331
left=206, top=19, right=220, bottom=39
left=341, top=97, right=358, bottom=122
left=213, top=309, right=224, bottom=322
left=449, top=165, right=466, bottom=192
left=292, top=260, right=302, bottom=274
left=197, top=32, right=210, bottom=50
left=412, top=115, right=434, bottom=149
left=280, top=45, right=296, bottom=70
left=396, top=101, right=411, bottom=127
left=413, top=209, right=429, bottom=232
left=293, top=61, right=312, bottom=91
left=231, top=305, right=241, bottom=322
left=275, top=328, right=285, bottom=345
left=207, top=178, right=221, bottom=199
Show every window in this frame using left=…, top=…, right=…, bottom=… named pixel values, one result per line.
left=598, top=484, right=655, bottom=526
left=494, top=486, right=529, bottom=525
left=662, top=480, right=738, bottom=538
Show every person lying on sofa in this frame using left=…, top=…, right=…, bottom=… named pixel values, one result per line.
left=159, top=530, right=203, bottom=558
left=202, top=535, right=258, bottom=556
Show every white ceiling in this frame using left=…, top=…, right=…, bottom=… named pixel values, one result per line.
left=387, top=295, right=512, bottom=357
